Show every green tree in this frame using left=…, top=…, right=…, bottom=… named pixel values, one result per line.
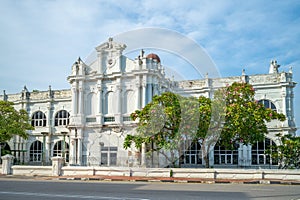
left=219, top=82, right=285, bottom=148
left=123, top=92, right=214, bottom=167
left=124, top=82, right=286, bottom=168
left=267, top=134, right=300, bottom=169
left=0, top=100, right=32, bottom=143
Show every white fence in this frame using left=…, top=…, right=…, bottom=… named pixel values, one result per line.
left=2, top=159, right=300, bottom=182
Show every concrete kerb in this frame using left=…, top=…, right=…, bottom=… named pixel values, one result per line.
left=53, top=175, right=300, bottom=185
left=1, top=173, right=300, bottom=185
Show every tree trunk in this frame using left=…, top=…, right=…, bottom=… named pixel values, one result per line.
left=204, top=153, right=210, bottom=168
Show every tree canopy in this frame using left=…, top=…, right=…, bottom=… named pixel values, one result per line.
left=124, top=82, right=286, bottom=168
left=219, top=82, right=286, bottom=148
left=0, top=100, right=32, bottom=143
left=267, top=134, right=300, bottom=169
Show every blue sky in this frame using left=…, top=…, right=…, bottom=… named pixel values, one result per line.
left=0, top=0, right=299, bottom=133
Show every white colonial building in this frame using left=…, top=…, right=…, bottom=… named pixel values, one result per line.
left=0, top=38, right=297, bottom=168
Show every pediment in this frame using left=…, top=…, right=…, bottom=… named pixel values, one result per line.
left=95, top=37, right=126, bottom=52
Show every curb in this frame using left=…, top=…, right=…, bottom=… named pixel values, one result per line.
left=56, top=176, right=300, bottom=185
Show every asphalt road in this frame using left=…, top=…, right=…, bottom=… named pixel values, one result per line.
left=0, top=179, right=299, bottom=200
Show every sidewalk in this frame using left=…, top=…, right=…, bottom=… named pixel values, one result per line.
left=2, top=174, right=299, bottom=185
left=57, top=175, right=300, bottom=185
left=2, top=169, right=300, bottom=185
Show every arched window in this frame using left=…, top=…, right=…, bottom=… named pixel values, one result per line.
left=258, top=99, right=276, bottom=111
left=30, top=141, right=43, bottom=162
left=104, top=91, right=115, bottom=115
left=31, top=111, right=46, bottom=127
left=53, top=140, right=69, bottom=162
left=251, top=138, right=277, bottom=165
left=54, top=110, right=70, bottom=126
left=214, top=142, right=239, bottom=165
left=180, top=139, right=202, bottom=165
left=124, top=90, right=135, bottom=114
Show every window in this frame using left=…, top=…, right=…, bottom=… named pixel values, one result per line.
left=124, top=90, right=136, bottom=114
left=53, top=140, right=69, bottom=162
left=55, top=110, right=70, bottom=126
left=180, top=139, right=202, bottom=165
left=30, top=141, right=43, bottom=162
left=101, top=146, right=117, bottom=166
left=104, top=116, right=115, bottom=122
left=258, top=99, right=276, bottom=111
left=31, top=111, right=46, bottom=127
left=123, top=116, right=132, bottom=122
left=251, top=138, right=277, bottom=165
left=214, top=143, right=238, bottom=165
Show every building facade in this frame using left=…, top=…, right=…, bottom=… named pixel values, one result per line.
left=0, top=38, right=297, bottom=168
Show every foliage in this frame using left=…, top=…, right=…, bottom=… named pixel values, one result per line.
left=124, top=82, right=286, bottom=168
left=124, top=92, right=212, bottom=167
left=267, top=134, right=300, bottom=169
left=0, top=100, right=32, bottom=143
left=220, top=82, right=286, bottom=148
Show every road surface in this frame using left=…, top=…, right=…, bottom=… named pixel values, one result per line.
left=0, top=179, right=299, bottom=200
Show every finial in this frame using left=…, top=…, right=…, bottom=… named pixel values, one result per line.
left=205, top=72, right=209, bottom=78
left=242, top=69, right=245, bottom=76
left=269, top=59, right=280, bottom=74
left=141, top=49, right=145, bottom=57
left=289, top=66, right=293, bottom=73
left=3, top=90, right=7, bottom=101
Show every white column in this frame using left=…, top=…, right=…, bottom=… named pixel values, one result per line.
left=147, top=84, right=153, bottom=104
left=238, top=145, right=243, bottom=167
left=97, top=84, right=103, bottom=125
left=281, top=88, right=287, bottom=115
left=142, top=83, right=146, bottom=108
left=115, top=85, right=122, bottom=123
left=136, top=83, right=140, bottom=110
left=69, top=136, right=76, bottom=165
left=141, top=143, right=146, bottom=167
left=98, top=87, right=102, bottom=114
left=77, top=138, right=82, bottom=165
left=46, top=135, right=51, bottom=163
left=71, top=87, right=78, bottom=114
left=47, top=103, right=52, bottom=163
left=78, top=87, right=83, bottom=114
left=1, top=155, right=14, bottom=175
left=281, top=88, right=288, bottom=127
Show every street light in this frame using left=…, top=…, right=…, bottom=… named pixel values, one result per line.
left=41, top=132, right=48, bottom=166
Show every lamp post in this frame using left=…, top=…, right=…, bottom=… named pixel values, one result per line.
left=41, top=132, right=48, bottom=166
left=61, top=132, right=68, bottom=162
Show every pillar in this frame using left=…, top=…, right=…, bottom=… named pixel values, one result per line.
left=147, top=84, right=153, bottom=104
left=115, top=85, right=122, bottom=123
left=78, top=87, right=83, bottom=114
left=238, top=145, right=243, bottom=167
left=136, top=83, right=141, bottom=110
left=71, top=86, right=78, bottom=115
left=97, top=84, right=103, bottom=125
left=1, top=154, right=14, bottom=175
left=69, top=138, right=76, bottom=165
left=77, top=138, right=82, bottom=165
left=142, top=83, right=146, bottom=108
left=51, top=156, right=64, bottom=176
left=141, top=143, right=146, bottom=167
left=46, top=135, right=51, bottom=164
left=281, top=88, right=287, bottom=127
